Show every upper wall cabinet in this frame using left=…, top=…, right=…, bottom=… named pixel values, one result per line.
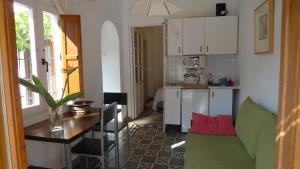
left=205, top=16, right=238, bottom=55
left=167, top=19, right=183, bottom=56
left=183, top=18, right=205, bottom=55
left=167, top=16, right=238, bottom=56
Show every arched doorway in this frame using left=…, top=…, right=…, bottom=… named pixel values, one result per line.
left=101, top=20, right=121, bottom=92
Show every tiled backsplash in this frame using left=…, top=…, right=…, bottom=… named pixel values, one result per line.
left=165, top=55, right=240, bottom=85
left=166, top=56, right=185, bottom=85
left=206, top=55, right=240, bottom=84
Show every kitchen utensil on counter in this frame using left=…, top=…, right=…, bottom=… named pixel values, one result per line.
left=198, top=71, right=208, bottom=84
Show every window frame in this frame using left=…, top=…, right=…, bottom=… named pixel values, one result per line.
left=14, top=0, right=61, bottom=116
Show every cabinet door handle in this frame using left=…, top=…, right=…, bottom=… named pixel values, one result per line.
left=200, top=46, right=203, bottom=53
left=206, top=46, right=209, bottom=53
left=177, top=90, right=179, bottom=97
left=178, top=46, right=181, bottom=53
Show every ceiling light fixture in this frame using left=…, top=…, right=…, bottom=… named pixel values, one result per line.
left=130, top=0, right=181, bottom=16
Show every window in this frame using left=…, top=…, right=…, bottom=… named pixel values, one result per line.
left=42, top=11, right=63, bottom=100
left=14, top=0, right=63, bottom=113
left=14, top=2, right=39, bottom=108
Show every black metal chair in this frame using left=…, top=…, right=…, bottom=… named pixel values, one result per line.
left=71, top=103, right=119, bottom=169
left=94, top=93, right=130, bottom=140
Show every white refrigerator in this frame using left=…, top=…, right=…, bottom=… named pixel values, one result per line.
left=181, top=89, right=209, bottom=132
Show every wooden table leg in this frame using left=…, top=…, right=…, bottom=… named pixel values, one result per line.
left=64, top=144, right=72, bottom=169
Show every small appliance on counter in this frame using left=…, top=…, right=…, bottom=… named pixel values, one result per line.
left=184, top=74, right=197, bottom=84
left=207, top=73, right=214, bottom=85
left=216, top=3, right=228, bottom=16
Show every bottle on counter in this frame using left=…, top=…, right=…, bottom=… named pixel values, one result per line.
left=208, top=73, right=213, bottom=85
left=228, top=78, right=234, bottom=86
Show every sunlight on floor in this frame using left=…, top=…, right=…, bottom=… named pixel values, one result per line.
left=171, top=141, right=186, bottom=149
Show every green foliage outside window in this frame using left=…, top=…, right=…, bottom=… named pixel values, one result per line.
left=43, top=13, right=52, bottom=39
left=15, top=12, right=30, bottom=52
left=14, top=11, right=52, bottom=52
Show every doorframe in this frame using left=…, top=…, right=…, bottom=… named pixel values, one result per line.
left=276, top=0, right=300, bottom=168
left=0, top=0, right=28, bottom=168
left=128, top=23, right=165, bottom=119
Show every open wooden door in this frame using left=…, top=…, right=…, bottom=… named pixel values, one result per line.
left=0, top=96, right=8, bottom=169
left=276, top=0, right=300, bottom=169
left=0, top=0, right=28, bottom=168
left=60, top=15, right=84, bottom=95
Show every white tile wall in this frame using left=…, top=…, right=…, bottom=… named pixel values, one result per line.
left=166, top=56, right=185, bottom=84
left=165, top=55, right=240, bottom=85
left=206, top=55, right=240, bottom=85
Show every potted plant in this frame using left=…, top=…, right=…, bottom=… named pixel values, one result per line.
left=19, top=67, right=83, bottom=132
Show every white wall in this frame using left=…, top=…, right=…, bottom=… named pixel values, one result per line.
left=238, top=0, right=282, bottom=113
left=60, top=0, right=124, bottom=108
left=122, top=0, right=241, bottom=118
left=101, top=21, right=121, bottom=93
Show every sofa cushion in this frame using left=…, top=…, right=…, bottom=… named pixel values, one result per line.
left=235, top=97, right=270, bottom=159
left=185, top=133, right=254, bottom=169
left=256, top=113, right=277, bottom=169
left=191, top=113, right=236, bottom=136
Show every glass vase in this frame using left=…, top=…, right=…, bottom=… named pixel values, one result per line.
left=49, top=107, right=64, bottom=132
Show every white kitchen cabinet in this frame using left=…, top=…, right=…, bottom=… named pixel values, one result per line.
left=167, top=19, right=183, bottom=56
left=204, top=16, right=238, bottom=55
left=209, top=88, right=233, bottom=116
left=183, top=18, right=205, bottom=55
left=181, top=89, right=209, bottom=132
left=164, top=88, right=181, bottom=126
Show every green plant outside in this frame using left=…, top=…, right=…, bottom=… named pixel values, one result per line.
left=15, top=12, right=30, bottom=52
left=14, top=11, right=52, bottom=51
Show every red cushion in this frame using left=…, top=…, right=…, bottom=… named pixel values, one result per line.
left=190, top=113, right=236, bottom=136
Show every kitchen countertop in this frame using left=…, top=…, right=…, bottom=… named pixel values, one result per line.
left=208, top=86, right=240, bottom=89
left=165, top=84, right=240, bottom=90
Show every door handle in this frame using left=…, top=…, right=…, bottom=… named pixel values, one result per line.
left=177, top=90, right=179, bottom=97
left=42, top=58, right=49, bottom=72
left=178, top=46, right=181, bottom=53
left=200, top=46, right=203, bottom=53
left=206, top=46, right=209, bottom=53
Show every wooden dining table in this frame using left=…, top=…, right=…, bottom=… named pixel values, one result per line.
left=24, top=108, right=101, bottom=169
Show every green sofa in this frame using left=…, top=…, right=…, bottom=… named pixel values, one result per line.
left=184, top=97, right=277, bottom=169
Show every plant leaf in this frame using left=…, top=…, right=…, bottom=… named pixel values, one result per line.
left=32, top=75, right=56, bottom=108
left=68, top=67, right=78, bottom=75
left=19, top=78, right=42, bottom=94
left=56, top=92, right=83, bottom=108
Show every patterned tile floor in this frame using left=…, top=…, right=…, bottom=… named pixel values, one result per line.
left=76, top=104, right=186, bottom=169
left=108, top=104, right=186, bottom=169
left=116, top=124, right=186, bottom=169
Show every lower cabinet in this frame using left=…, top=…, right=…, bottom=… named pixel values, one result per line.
left=164, top=88, right=181, bottom=126
left=181, top=89, right=209, bottom=132
left=209, top=88, right=233, bottom=116
left=164, top=87, right=237, bottom=132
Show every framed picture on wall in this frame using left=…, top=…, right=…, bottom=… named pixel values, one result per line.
left=254, top=0, right=274, bottom=54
